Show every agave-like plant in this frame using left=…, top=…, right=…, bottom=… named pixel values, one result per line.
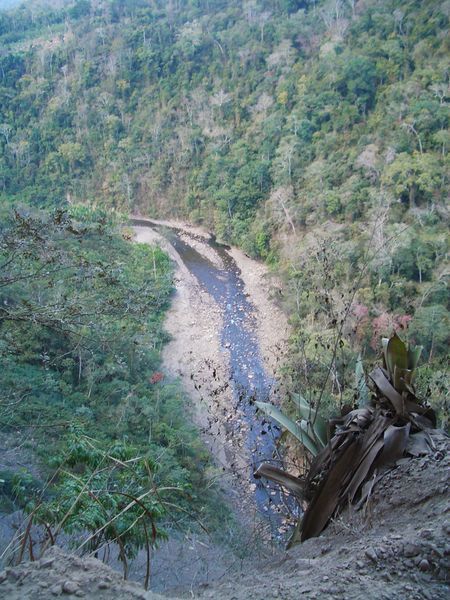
left=254, top=333, right=437, bottom=546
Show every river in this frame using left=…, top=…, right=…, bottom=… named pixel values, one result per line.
left=132, top=219, right=295, bottom=533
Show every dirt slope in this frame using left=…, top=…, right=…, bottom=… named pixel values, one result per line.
left=196, top=431, right=450, bottom=600
left=1, top=434, right=448, bottom=599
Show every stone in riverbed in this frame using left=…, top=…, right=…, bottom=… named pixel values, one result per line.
left=365, top=547, right=378, bottom=562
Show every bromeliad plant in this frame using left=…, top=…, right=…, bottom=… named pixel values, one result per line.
left=254, top=333, right=437, bottom=546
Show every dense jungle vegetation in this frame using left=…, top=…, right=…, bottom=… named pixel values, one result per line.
left=0, top=207, right=225, bottom=569
left=0, top=0, right=448, bottom=561
left=1, top=0, right=447, bottom=416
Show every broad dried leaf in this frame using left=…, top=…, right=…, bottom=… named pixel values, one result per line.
left=376, top=423, right=411, bottom=467
left=344, top=414, right=391, bottom=503
left=406, top=430, right=435, bottom=456
left=300, top=438, right=360, bottom=541
left=370, top=367, right=405, bottom=414
left=254, top=463, right=305, bottom=499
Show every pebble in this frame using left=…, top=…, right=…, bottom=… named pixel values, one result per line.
left=365, top=547, right=378, bottom=562
left=62, top=580, right=79, bottom=594
left=51, top=583, right=63, bottom=596
left=420, top=529, right=433, bottom=540
left=6, top=568, right=21, bottom=582
left=418, top=559, right=431, bottom=572
left=0, top=572, right=6, bottom=584
left=403, top=543, right=420, bottom=557
left=40, top=557, right=55, bottom=569
left=98, top=581, right=110, bottom=589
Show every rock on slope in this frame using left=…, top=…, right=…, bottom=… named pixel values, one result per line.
left=1, top=433, right=448, bottom=600
left=0, top=545, right=166, bottom=599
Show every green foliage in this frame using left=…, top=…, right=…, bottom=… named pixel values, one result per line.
left=0, top=0, right=447, bottom=535
left=32, top=432, right=169, bottom=572
left=381, top=332, right=422, bottom=393
left=255, top=397, right=327, bottom=457
left=355, top=354, right=370, bottom=408
left=0, top=208, right=223, bottom=562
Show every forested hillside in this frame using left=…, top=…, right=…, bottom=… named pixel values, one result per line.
left=0, top=207, right=226, bottom=577
left=0, top=2, right=448, bottom=424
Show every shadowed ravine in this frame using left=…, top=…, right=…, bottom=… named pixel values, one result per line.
left=132, top=219, right=293, bottom=531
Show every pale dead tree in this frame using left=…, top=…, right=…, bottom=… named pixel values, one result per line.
left=9, top=140, right=30, bottom=169
left=347, top=0, right=356, bottom=19
left=402, top=120, right=423, bottom=154
left=238, top=47, right=252, bottom=67
left=243, top=0, right=258, bottom=24
left=74, top=101, right=89, bottom=138
left=210, top=89, right=232, bottom=109
left=430, top=83, right=449, bottom=106
left=320, top=0, right=340, bottom=29
left=182, top=96, right=195, bottom=127
left=267, top=39, right=295, bottom=69
left=258, top=11, right=271, bottom=43
left=95, top=26, right=107, bottom=47
left=96, top=91, right=114, bottom=114
left=320, top=0, right=348, bottom=40
left=384, top=146, right=396, bottom=165
left=177, top=19, right=203, bottom=50
left=210, top=129, right=232, bottom=152
left=105, top=52, right=118, bottom=78
left=287, top=113, right=300, bottom=137
left=151, top=114, right=165, bottom=156
left=268, top=186, right=297, bottom=236
left=61, top=64, right=69, bottom=96
left=355, top=144, right=380, bottom=181
left=433, top=129, right=449, bottom=157
left=116, top=99, right=129, bottom=129
left=93, top=92, right=115, bottom=130
left=176, top=125, right=194, bottom=157
left=250, top=92, right=273, bottom=117
left=393, top=9, right=405, bottom=35
left=0, top=124, right=12, bottom=146
left=276, top=138, right=297, bottom=181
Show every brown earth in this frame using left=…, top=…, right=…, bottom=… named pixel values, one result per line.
left=1, top=431, right=448, bottom=599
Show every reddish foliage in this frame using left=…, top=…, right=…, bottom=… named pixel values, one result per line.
left=352, top=303, right=369, bottom=320
left=149, top=372, right=164, bottom=384
left=371, top=312, right=412, bottom=349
